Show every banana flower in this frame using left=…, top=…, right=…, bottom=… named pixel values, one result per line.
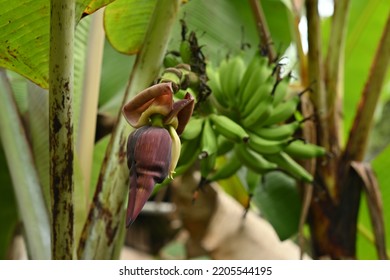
left=122, top=82, right=194, bottom=226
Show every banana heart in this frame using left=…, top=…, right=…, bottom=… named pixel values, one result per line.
left=125, top=126, right=172, bottom=227
left=122, top=82, right=194, bottom=226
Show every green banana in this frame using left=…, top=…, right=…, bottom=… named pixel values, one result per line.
left=175, top=138, right=200, bottom=177
left=207, top=65, right=229, bottom=108
left=208, top=153, right=242, bottom=181
left=240, top=52, right=266, bottom=87
left=219, top=56, right=245, bottom=106
left=284, top=139, right=326, bottom=159
left=159, top=67, right=183, bottom=90
left=209, top=113, right=249, bottom=143
left=217, top=135, right=235, bottom=156
left=241, top=76, right=275, bottom=118
left=262, top=94, right=301, bottom=126
left=178, top=137, right=200, bottom=166
left=241, top=94, right=274, bottom=128
left=180, top=40, right=192, bottom=64
left=272, top=74, right=290, bottom=106
left=251, top=120, right=301, bottom=141
left=265, top=152, right=313, bottom=182
left=239, top=54, right=272, bottom=109
left=163, top=53, right=181, bottom=68
left=174, top=89, right=188, bottom=100
left=180, top=117, right=204, bottom=140
left=234, top=144, right=277, bottom=173
left=200, top=152, right=217, bottom=178
left=200, top=118, right=217, bottom=159
left=247, top=132, right=291, bottom=155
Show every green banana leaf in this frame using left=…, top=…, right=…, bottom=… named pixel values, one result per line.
left=7, top=71, right=28, bottom=115
left=0, top=0, right=107, bottom=88
left=104, top=0, right=157, bottom=54
left=98, top=40, right=135, bottom=109
left=172, top=0, right=292, bottom=65
left=84, top=0, right=115, bottom=15
left=26, top=83, right=50, bottom=210
left=342, top=0, right=390, bottom=143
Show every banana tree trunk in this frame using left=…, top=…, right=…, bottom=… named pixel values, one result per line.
left=305, top=0, right=390, bottom=259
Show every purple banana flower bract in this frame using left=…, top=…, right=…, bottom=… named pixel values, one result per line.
left=122, top=82, right=194, bottom=227
left=126, top=126, right=172, bottom=226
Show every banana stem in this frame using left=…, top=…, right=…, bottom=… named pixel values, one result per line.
left=343, top=12, right=390, bottom=162
left=325, top=0, right=350, bottom=105
left=325, top=0, right=351, bottom=149
left=248, top=0, right=277, bottom=63
left=49, top=0, right=75, bottom=259
left=306, top=0, right=328, bottom=150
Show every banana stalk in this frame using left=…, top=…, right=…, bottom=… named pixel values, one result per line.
left=49, top=0, right=75, bottom=259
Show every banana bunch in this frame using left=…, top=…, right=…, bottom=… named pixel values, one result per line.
left=155, top=24, right=328, bottom=228
left=163, top=26, right=325, bottom=192
left=179, top=112, right=250, bottom=181
left=192, top=51, right=327, bottom=184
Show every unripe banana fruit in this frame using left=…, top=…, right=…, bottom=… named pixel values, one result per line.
left=181, top=117, right=204, bottom=140
left=252, top=121, right=301, bottom=141
left=209, top=113, right=249, bottom=143
left=284, top=139, right=326, bottom=159
left=197, top=51, right=326, bottom=186
left=200, top=118, right=217, bottom=159
left=265, top=152, right=313, bottom=182
left=262, top=94, right=301, bottom=126
left=219, top=56, right=245, bottom=107
left=235, top=143, right=277, bottom=173
left=208, top=153, right=242, bottom=181
left=247, top=132, right=291, bottom=155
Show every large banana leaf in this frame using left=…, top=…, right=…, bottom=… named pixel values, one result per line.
left=0, top=0, right=106, bottom=88
left=343, top=0, right=390, bottom=142
left=98, top=40, right=135, bottom=108
left=104, top=0, right=157, bottom=54
left=84, top=0, right=115, bottom=15
left=252, top=171, right=301, bottom=241
left=173, top=0, right=292, bottom=64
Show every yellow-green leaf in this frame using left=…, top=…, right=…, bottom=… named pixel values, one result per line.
left=0, top=0, right=100, bottom=88
left=104, top=0, right=157, bottom=54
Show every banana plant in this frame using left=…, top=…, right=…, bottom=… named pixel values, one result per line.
left=1, top=0, right=389, bottom=261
